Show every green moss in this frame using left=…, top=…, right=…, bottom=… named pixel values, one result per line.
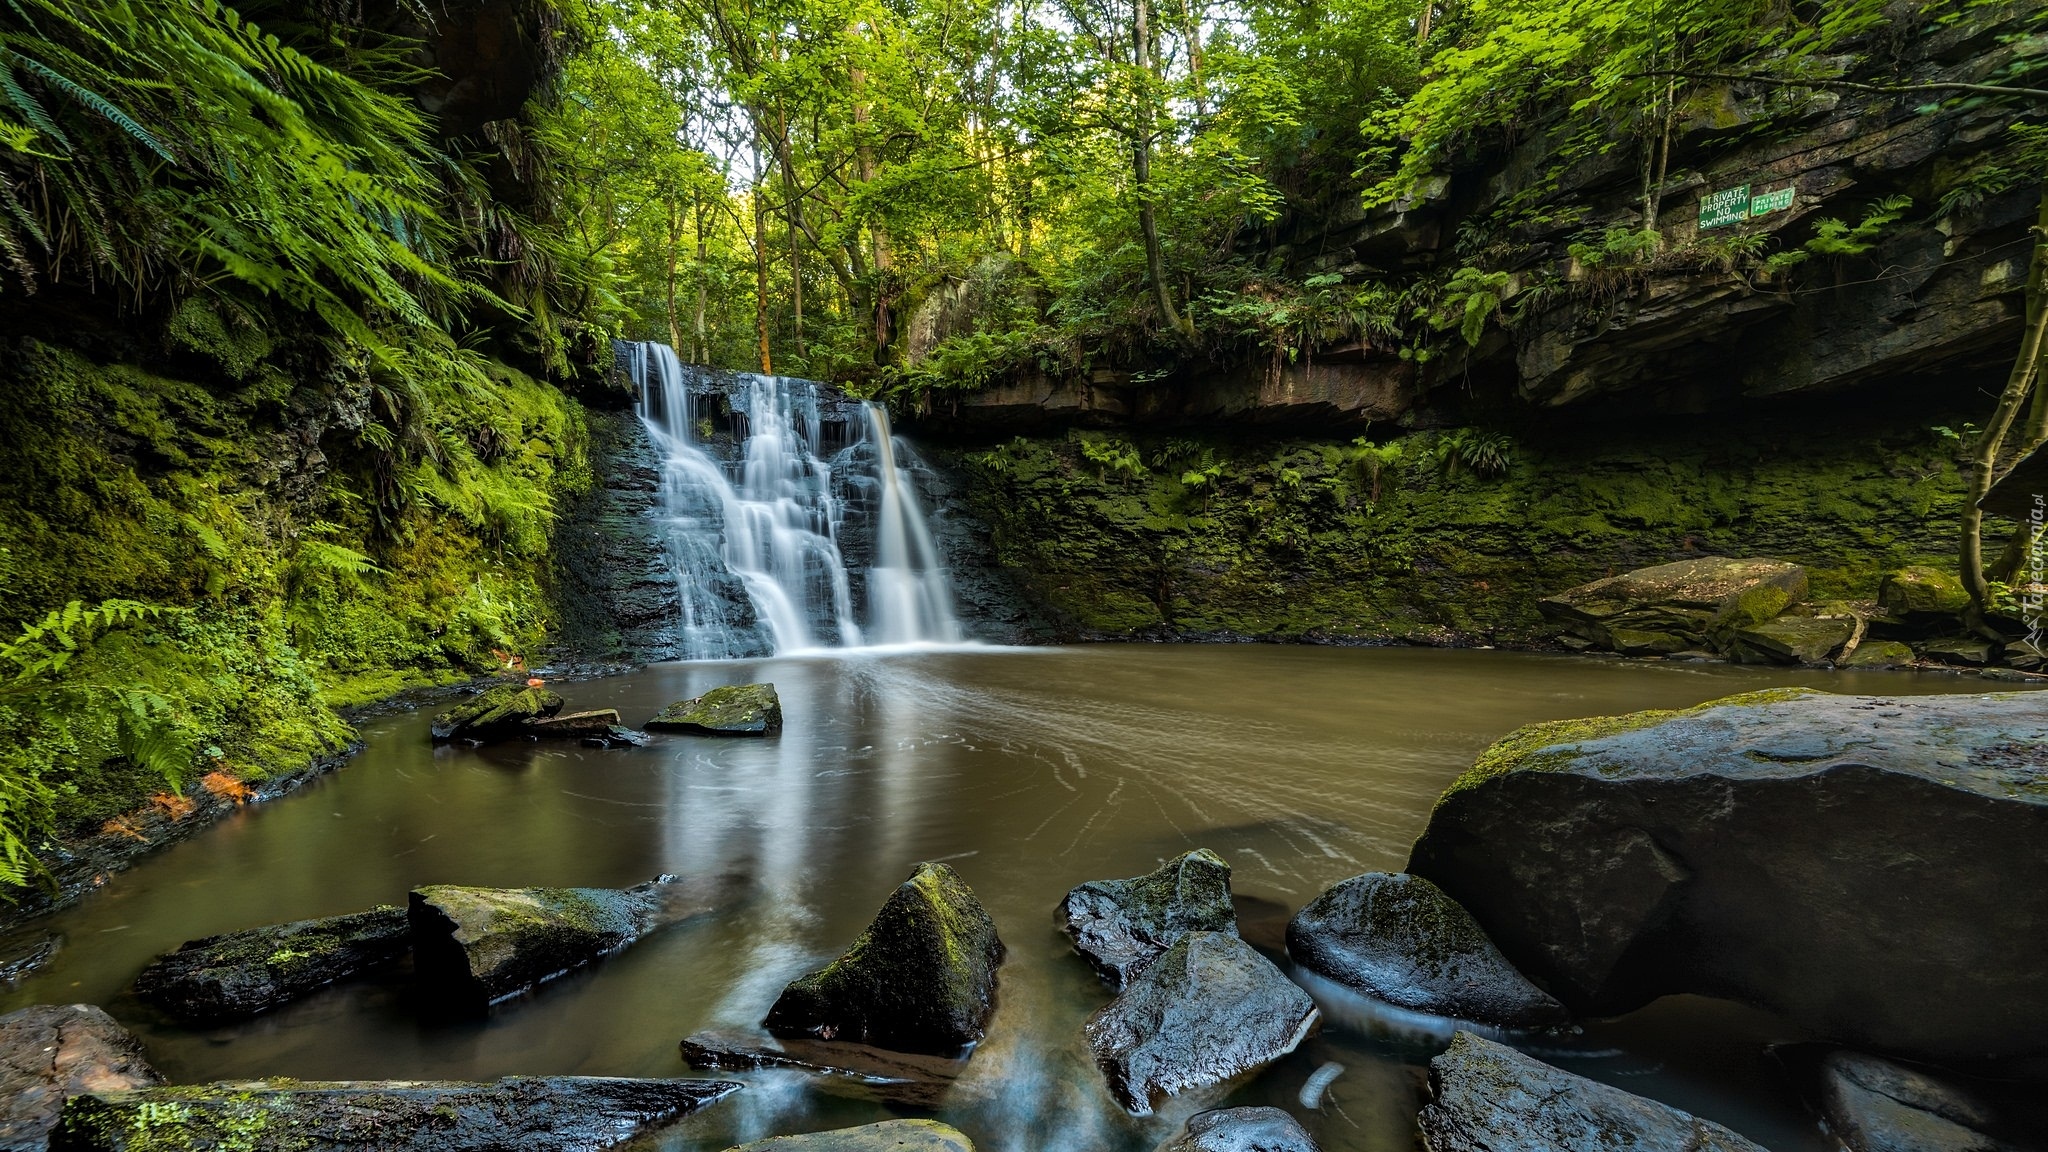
left=1441, top=687, right=1823, bottom=803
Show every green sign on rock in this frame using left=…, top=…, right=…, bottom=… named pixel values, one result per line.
left=1749, top=185, right=1795, bottom=217
left=1699, top=184, right=1752, bottom=229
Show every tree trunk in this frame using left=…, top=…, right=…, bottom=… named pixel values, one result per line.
left=1133, top=0, right=1195, bottom=348
left=692, top=200, right=710, bottom=364
left=754, top=139, right=773, bottom=375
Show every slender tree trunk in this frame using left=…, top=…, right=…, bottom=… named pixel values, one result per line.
left=851, top=56, right=898, bottom=363
left=1416, top=0, right=1433, bottom=44
left=1133, top=0, right=1195, bottom=347
left=692, top=199, right=710, bottom=364
left=754, top=139, right=773, bottom=375
left=1983, top=183, right=2048, bottom=586
left=665, top=195, right=684, bottom=352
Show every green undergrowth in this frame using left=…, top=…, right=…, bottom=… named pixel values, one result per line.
left=952, top=417, right=1981, bottom=642
left=0, top=332, right=590, bottom=894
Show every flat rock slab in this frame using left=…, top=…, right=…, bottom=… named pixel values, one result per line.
left=1162, top=1106, right=1321, bottom=1152
left=411, top=875, right=705, bottom=1011
left=1539, top=557, right=1807, bottom=653
left=1, top=1005, right=161, bottom=1152
left=765, top=862, right=1003, bottom=1055
left=1420, top=1032, right=1764, bottom=1152
left=432, top=684, right=565, bottom=743
left=133, top=906, right=410, bottom=1022
left=1085, top=930, right=1319, bottom=1116
left=680, top=1028, right=965, bottom=1108
left=524, top=709, right=626, bottom=740
left=1408, top=689, right=2048, bottom=1062
left=1818, top=1050, right=2014, bottom=1152
left=1729, top=615, right=1854, bottom=664
left=1059, top=848, right=1237, bottom=990
left=51, top=1076, right=740, bottom=1152
left=1286, top=872, right=1566, bottom=1029
left=722, top=1120, right=975, bottom=1151
left=648, top=683, right=782, bottom=735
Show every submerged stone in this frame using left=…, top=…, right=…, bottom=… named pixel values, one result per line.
left=680, top=1028, right=965, bottom=1108
left=647, top=683, right=783, bottom=735
left=764, top=863, right=1003, bottom=1055
left=1409, top=688, right=2048, bottom=1062
left=1728, top=614, right=1854, bottom=664
left=53, top=1076, right=740, bottom=1152
left=1057, top=848, right=1237, bottom=990
left=430, top=683, right=565, bottom=743
left=1, top=1005, right=161, bottom=1152
left=1162, top=1106, right=1321, bottom=1152
left=1286, top=872, right=1566, bottom=1029
left=410, top=875, right=702, bottom=1011
left=133, top=906, right=411, bottom=1022
left=722, top=1120, right=975, bottom=1152
left=1084, top=930, right=1319, bottom=1116
left=1420, top=1031, right=1765, bottom=1152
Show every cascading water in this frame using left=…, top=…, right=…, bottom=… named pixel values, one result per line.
left=622, top=341, right=962, bottom=658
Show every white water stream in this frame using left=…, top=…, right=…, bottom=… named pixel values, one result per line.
left=623, top=341, right=963, bottom=659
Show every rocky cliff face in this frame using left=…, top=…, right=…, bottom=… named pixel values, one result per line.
left=918, top=9, right=2038, bottom=433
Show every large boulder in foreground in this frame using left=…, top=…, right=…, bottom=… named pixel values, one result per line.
left=431, top=683, right=565, bottom=742
left=647, top=683, right=782, bottom=735
left=1408, top=689, right=2048, bottom=1062
left=1162, top=1106, right=1321, bottom=1152
left=133, top=906, right=411, bottom=1022
left=764, top=863, right=1002, bottom=1055
left=1817, top=1050, right=2015, bottom=1152
left=1421, top=1031, right=1764, bottom=1152
left=1058, top=849, right=1237, bottom=990
left=1538, top=557, right=1807, bottom=654
left=1, top=1005, right=161, bottom=1152
left=52, top=1076, right=739, bottom=1152
left=1084, top=931, right=1318, bottom=1117
left=411, top=875, right=710, bottom=1012
left=722, top=1120, right=975, bottom=1151
left=1285, top=872, right=1566, bottom=1029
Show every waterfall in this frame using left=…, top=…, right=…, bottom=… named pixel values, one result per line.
left=622, top=341, right=963, bottom=659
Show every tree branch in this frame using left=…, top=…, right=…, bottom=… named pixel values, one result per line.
left=1630, top=68, right=2048, bottom=101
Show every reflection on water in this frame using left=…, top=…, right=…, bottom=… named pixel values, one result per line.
left=1, top=647, right=2013, bottom=1150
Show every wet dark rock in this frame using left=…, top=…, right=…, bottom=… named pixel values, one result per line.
left=133, top=906, right=410, bottom=1022
left=430, top=683, right=565, bottom=743
left=1728, top=614, right=1855, bottom=665
left=410, top=875, right=711, bottom=1011
left=1162, top=1106, right=1321, bottom=1152
left=523, top=709, right=625, bottom=740
left=0, top=936, right=57, bottom=986
left=1408, top=688, right=2048, bottom=1062
left=1922, top=637, right=1997, bottom=666
left=764, top=863, right=1003, bottom=1055
left=51, top=1076, right=740, bottom=1152
left=722, top=1120, right=976, bottom=1152
left=1818, top=1051, right=2013, bottom=1152
left=1538, top=558, right=1807, bottom=655
left=1, top=1005, right=161, bottom=1152
left=648, top=683, right=782, bottom=736
left=1420, top=1031, right=1765, bottom=1152
left=1058, top=849, right=1237, bottom=990
left=1285, top=872, right=1566, bottom=1029
left=582, top=726, right=648, bottom=749
left=680, top=1028, right=965, bottom=1109
left=1084, top=930, right=1319, bottom=1116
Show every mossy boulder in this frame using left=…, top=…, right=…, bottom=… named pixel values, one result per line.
left=52, top=1076, right=740, bottom=1152
left=647, top=683, right=782, bottom=736
left=1163, top=1107, right=1321, bottom=1152
left=1410, top=689, right=2048, bottom=1062
left=1, top=1005, right=161, bottom=1152
left=1843, top=640, right=1916, bottom=669
left=1420, top=1032, right=1765, bottom=1152
left=722, top=1120, right=976, bottom=1151
left=1538, top=557, right=1808, bottom=655
left=1285, top=873, right=1566, bottom=1029
left=1727, top=614, right=1855, bottom=665
left=1057, top=849, right=1237, bottom=990
left=410, top=876, right=684, bottom=1012
left=1083, top=931, right=1319, bottom=1116
left=133, top=906, right=410, bottom=1022
left=1921, top=636, right=1997, bottom=666
left=1878, top=565, right=1970, bottom=622
left=430, top=683, right=565, bottom=743
left=764, top=863, right=1003, bottom=1055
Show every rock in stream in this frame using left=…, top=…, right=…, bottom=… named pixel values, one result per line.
left=430, top=683, right=566, bottom=743
left=1084, top=930, right=1318, bottom=1116
left=1, top=1005, right=161, bottom=1152
left=647, top=683, right=782, bottom=735
left=132, top=906, right=411, bottom=1022
left=721, top=1119, right=976, bottom=1151
left=1817, top=1050, right=2018, bottom=1152
left=1058, top=849, right=1237, bottom=990
left=410, top=875, right=713, bottom=1012
left=679, top=1028, right=965, bottom=1108
left=1420, top=1031, right=1764, bottom=1152
left=1408, top=688, right=2048, bottom=1062
left=1162, top=1106, right=1322, bottom=1152
left=51, top=1076, right=740, bottom=1152
left=1285, top=872, right=1566, bottom=1029
left=764, top=863, right=1002, bottom=1055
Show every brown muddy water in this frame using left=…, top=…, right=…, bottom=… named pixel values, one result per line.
left=1, top=646, right=2024, bottom=1150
